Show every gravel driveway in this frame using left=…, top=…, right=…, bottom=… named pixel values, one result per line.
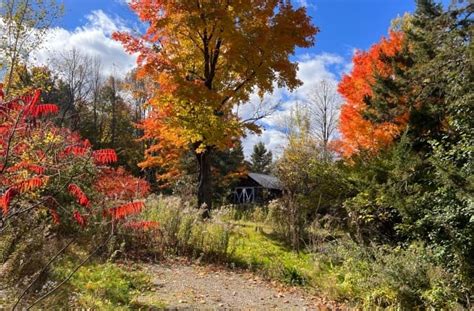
left=137, top=259, right=346, bottom=310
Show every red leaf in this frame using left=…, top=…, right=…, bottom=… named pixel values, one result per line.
left=109, top=201, right=144, bottom=219
left=68, top=184, right=90, bottom=207
left=0, top=188, right=17, bottom=215
left=73, top=210, right=86, bottom=227
left=95, top=167, right=150, bottom=200
left=93, top=149, right=118, bottom=164
left=63, top=146, right=88, bottom=156
left=50, top=208, right=60, bottom=224
left=30, top=104, right=59, bottom=117
left=28, top=164, right=45, bottom=175
left=7, top=162, right=45, bottom=174
left=31, top=89, right=41, bottom=107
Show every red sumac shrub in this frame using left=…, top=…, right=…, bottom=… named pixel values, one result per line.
left=0, top=85, right=151, bottom=231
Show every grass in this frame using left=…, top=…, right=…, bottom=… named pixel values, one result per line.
left=125, top=196, right=465, bottom=309
left=52, top=261, right=166, bottom=310
left=4, top=195, right=462, bottom=309
left=216, top=219, right=463, bottom=309
left=229, top=221, right=314, bottom=286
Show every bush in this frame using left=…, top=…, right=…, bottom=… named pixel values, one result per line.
left=312, top=240, right=464, bottom=309
left=343, top=135, right=473, bottom=297
left=0, top=86, right=151, bottom=301
left=274, top=134, right=349, bottom=250
left=265, top=199, right=290, bottom=240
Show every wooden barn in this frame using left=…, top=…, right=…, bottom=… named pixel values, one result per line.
left=233, top=172, right=282, bottom=204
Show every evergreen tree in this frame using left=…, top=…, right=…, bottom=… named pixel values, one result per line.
left=407, top=0, right=473, bottom=290
left=346, top=0, right=473, bottom=294
left=250, top=142, right=273, bottom=174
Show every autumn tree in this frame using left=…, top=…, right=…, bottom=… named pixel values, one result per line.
left=51, top=48, right=94, bottom=129
left=250, top=142, right=273, bottom=174
left=123, top=69, right=151, bottom=133
left=4, top=64, right=61, bottom=103
left=74, top=74, right=145, bottom=174
left=114, top=0, right=318, bottom=211
left=85, top=57, right=103, bottom=138
left=0, top=0, right=63, bottom=93
left=337, top=31, right=405, bottom=158
left=100, top=76, right=141, bottom=170
left=122, top=69, right=157, bottom=182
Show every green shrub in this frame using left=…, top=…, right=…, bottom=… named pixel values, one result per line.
left=281, top=266, right=307, bottom=285
left=312, top=240, right=464, bottom=309
left=265, top=199, right=290, bottom=240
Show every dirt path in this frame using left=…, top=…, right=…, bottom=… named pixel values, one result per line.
left=137, top=259, right=344, bottom=310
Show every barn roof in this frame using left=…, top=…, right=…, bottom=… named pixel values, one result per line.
left=248, top=173, right=282, bottom=190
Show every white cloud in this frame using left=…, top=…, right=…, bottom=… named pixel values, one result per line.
left=241, top=52, right=349, bottom=159
left=242, top=128, right=288, bottom=159
left=294, top=0, right=317, bottom=9
left=31, top=10, right=136, bottom=78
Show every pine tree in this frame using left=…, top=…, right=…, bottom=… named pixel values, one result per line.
left=250, top=142, right=273, bottom=174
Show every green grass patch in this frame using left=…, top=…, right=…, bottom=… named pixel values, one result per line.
left=223, top=221, right=463, bottom=309
left=229, top=221, right=314, bottom=286
left=53, top=262, right=165, bottom=310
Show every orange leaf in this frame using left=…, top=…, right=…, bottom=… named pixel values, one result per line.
left=17, top=177, right=46, bottom=193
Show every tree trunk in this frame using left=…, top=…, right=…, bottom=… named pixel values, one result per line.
left=196, top=147, right=212, bottom=217
left=110, top=77, right=117, bottom=148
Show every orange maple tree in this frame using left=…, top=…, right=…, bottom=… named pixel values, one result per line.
left=114, top=0, right=318, bottom=210
left=336, top=31, right=407, bottom=158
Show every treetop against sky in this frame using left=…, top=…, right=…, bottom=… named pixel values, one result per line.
left=28, top=0, right=451, bottom=157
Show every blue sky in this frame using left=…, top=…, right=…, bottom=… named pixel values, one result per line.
left=55, top=0, right=442, bottom=61
left=40, top=0, right=450, bottom=157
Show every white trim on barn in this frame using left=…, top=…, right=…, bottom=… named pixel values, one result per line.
left=234, top=187, right=256, bottom=203
left=232, top=173, right=282, bottom=204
